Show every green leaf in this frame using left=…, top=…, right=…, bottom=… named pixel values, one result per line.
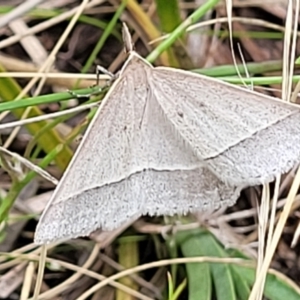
left=198, top=233, right=236, bottom=300
left=177, top=229, right=212, bottom=300
left=232, top=265, right=300, bottom=300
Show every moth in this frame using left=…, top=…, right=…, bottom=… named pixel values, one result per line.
left=34, top=24, right=300, bottom=244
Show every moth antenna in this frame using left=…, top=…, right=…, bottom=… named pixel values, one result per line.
left=122, top=22, right=134, bottom=53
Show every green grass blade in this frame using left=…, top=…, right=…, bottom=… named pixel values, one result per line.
left=198, top=232, right=236, bottom=300
left=176, top=229, right=212, bottom=300
left=193, top=60, right=284, bottom=77
left=232, top=265, right=300, bottom=300
left=147, top=0, right=220, bottom=63
left=0, top=86, right=105, bottom=112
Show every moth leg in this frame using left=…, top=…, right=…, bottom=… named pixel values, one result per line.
left=67, top=65, right=117, bottom=100
left=96, top=65, right=115, bottom=84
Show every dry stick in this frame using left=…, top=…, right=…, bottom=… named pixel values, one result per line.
left=20, top=262, right=35, bottom=300
left=0, top=146, right=58, bottom=184
left=257, top=184, right=270, bottom=300
left=33, top=59, right=53, bottom=97
left=282, top=0, right=299, bottom=103
left=0, top=262, right=27, bottom=299
left=266, top=175, right=281, bottom=251
left=9, top=19, right=48, bottom=65
left=282, top=0, right=293, bottom=102
left=0, top=244, right=38, bottom=266
left=291, top=218, right=300, bottom=247
left=225, top=0, right=245, bottom=85
left=32, top=246, right=47, bottom=300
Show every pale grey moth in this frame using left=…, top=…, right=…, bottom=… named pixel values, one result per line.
left=34, top=25, right=300, bottom=244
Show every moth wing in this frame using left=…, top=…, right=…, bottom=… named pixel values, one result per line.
left=206, top=112, right=300, bottom=185
left=35, top=57, right=150, bottom=244
left=154, top=68, right=300, bottom=185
